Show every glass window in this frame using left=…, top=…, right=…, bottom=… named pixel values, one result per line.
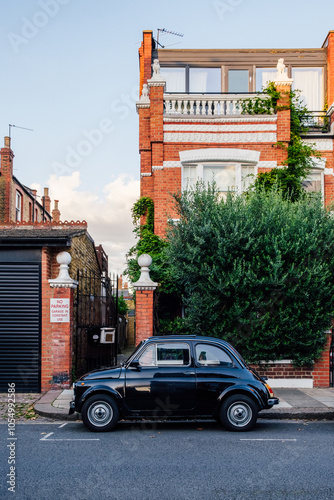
left=157, top=343, right=190, bottom=366
left=16, top=191, right=22, bottom=222
left=302, top=170, right=322, bottom=193
left=183, top=165, right=197, bottom=189
left=160, top=67, right=186, bottom=92
left=292, top=68, right=323, bottom=111
left=196, top=344, right=233, bottom=367
left=228, top=70, right=249, bottom=92
left=139, top=345, right=157, bottom=366
left=203, top=164, right=236, bottom=193
left=241, top=165, right=255, bottom=190
left=256, top=68, right=277, bottom=92
left=189, top=68, right=221, bottom=93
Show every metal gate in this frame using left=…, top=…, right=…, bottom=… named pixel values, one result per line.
left=0, top=263, right=41, bottom=392
left=74, top=270, right=118, bottom=379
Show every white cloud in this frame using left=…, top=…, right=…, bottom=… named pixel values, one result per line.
left=31, top=172, right=140, bottom=274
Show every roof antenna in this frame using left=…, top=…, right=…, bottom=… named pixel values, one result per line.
left=156, top=28, right=184, bottom=49
left=9, top=124, right=34, bottom=139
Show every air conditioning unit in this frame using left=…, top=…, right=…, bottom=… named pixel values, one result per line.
left=100, top=328, right=115, bottom=344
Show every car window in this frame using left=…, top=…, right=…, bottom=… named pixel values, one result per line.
left=138, top=345, right=157, bottom=366
left=138, top=342, right=190, bottom=367
left=195, top=344, right=233, bottom=367
left=157, top=343, right=190, bottom=366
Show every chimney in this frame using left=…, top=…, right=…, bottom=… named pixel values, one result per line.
left=31, top=189, right=37, bottom=198
left=42, top=187, right=51, bottom=213
left=52, top=200, right=61, bottom=222
left=0, top=136, right=14, bottom=178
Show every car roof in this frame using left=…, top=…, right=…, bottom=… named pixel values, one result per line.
left=143, top=335, right=233, bottom=348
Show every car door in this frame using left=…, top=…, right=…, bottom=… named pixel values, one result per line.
left=194, top=342, right=242, bottom=415
left=124, top=341, right=196, bottom=415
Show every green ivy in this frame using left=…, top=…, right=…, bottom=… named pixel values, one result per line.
left=242, top=83, right=321, bottom=201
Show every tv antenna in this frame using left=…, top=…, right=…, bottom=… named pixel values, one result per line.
left=156, top=28, right=184, bottom=49
left=9, top=124, right=34, bottom=138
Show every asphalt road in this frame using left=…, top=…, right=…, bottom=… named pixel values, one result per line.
left=1, top=419, right=334, bottom=500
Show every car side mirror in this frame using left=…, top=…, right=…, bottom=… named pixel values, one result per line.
left=129, top=359, right=140, bottom=369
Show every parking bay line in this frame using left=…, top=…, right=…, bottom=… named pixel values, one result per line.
left=40, top=432, right=100, bottom=441
left=240, top=439, right=297, bottom=442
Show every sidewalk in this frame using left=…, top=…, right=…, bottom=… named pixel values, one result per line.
left=33, top=387, right=334, bottom=421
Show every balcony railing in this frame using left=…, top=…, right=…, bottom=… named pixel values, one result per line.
left=163, top=93, right=273, bottom=117
left=300, top=112, right=331, bottom=134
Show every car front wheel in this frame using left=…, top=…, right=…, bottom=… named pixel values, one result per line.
left=220, top=395, right=258, bottom=432
left=81, top=395, right=119, bottom=432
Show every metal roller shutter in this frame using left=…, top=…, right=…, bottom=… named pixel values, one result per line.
left=0, top=263, right=41, bottom=392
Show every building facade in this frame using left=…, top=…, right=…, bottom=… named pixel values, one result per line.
left=136, top=30, right=334, bottom=387
left=137, top=30, right=334, bottom=237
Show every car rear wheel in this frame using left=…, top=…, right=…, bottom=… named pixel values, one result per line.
left=81, top=395, right=119, bottom=432
left=220, top=395, right=258, bottom=432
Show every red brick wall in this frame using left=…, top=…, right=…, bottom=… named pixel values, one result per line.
left=135, top=290, right=154, bottom=343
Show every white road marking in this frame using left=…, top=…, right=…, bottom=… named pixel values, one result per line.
left=58, top=423, right=68, bottom=428
left=240, top=438, right=297, bottom=441
left=40, top=432, right=99, bottom=441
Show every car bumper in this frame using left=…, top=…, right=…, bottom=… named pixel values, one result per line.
left=69, top=400, right=76, bottom=415
left=266, top=397, right=279, bottom=408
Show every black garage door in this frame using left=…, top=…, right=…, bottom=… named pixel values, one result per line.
left=0, top=263, right=41, bottom=392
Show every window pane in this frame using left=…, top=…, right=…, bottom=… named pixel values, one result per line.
left=157, top=343, right=190, bottom=366
left=160, top=67, right=186, bottom=92
left=292, top=68, right=323, bottom=111
left=241, top=165, right=255, bottom=190
left=183, top=165, right=197, bottom=189
left=203, top=165, right=235, bottom=192
left=256, top=68, right=277, bottom=92
left=302, top=171, right=322, bottom=192
left=139, top=345, right=157, bottom=366
left=228, top=70, right=249, bottom=92
left=196, top=344, right=233, bottom=366
left=189, top=68, right=221, bottom=93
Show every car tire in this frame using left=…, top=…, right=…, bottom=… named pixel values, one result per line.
left=220, top=395, right=258, bottom=432
left=81, top=395, right=119, bottom=432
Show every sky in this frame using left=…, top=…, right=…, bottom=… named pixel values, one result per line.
left=1, top=0, right=334, bottom=274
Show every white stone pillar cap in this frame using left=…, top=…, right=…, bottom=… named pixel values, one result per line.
left=132, top=254, right=158, bottom=290
left=49, top=251, right=78, bottom=289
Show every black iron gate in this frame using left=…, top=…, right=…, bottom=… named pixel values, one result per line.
left=74, top=270, right=118, bottom=379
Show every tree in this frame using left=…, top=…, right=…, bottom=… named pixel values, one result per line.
left=166, top=183, right=334, bottom=366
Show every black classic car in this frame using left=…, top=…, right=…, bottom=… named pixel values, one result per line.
left=70, top=335, right=279, bottom=432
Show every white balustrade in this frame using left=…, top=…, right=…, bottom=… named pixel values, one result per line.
left=164, top=93, right=272, bottom=116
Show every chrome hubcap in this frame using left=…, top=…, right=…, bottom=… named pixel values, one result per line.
left=88, top=401, right=113, bottom=427
left=227, top=402, right=252, bottom=427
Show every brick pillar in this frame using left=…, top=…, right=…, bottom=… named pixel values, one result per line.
left=312, top=333, right=331, bottom=388
left=41, top=250, right=78, bottom=392
left=138, top=30, right=153, bottom=96
left=274, top=62, right=293, bottom=166
left=133, top=254, right=158, bottom=344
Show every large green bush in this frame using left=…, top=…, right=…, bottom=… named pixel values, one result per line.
left=166, top=183, right=334, bottom=366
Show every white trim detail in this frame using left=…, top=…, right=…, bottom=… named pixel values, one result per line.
left=164, top=116, right=277, bottom=124
left=141, top=172, right=152, bottom=177
left=257, top=161, right=277, bottom=169
left=268, top=378, right=313, bottom=389
left=163, top=161, right=181, bottom=168
left=179, top=148, right=260, bottom=164
left=303, top=139, right=333, bottom=151
left=152, top=165, right=164, bottom=171
left=164, top=132, right=277, bottom=143
left=164, top=124, right=277, bottom=132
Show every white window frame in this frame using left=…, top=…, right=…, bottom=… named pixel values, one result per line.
left=302, top=157, right=326, bottom=199
left=15, top=191, right=22, bottom=222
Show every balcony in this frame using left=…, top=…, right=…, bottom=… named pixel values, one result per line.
left=299, top=111, right=331, bottom=135
left=163, top=92, right=273, bottom=117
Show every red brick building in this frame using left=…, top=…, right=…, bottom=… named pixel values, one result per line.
left=137, top=30, right=334, bottom=237
left=0, top=138, right=114, bottom=393
left=136, top=30, right=334, bottom=387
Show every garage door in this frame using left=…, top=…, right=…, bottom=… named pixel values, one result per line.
left=0, top=263, right=41, bottom=392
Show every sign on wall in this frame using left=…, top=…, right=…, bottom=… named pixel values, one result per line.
left=50, top=298, right=70, bottom=323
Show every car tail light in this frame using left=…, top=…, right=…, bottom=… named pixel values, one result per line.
left=265, top=383, right=274, bottom=397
